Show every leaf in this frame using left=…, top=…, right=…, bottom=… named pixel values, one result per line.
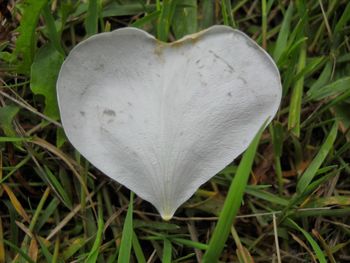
left=288, top=43, right=306, bottom=137
left=85, top=0, right=101, bottom=36
left=307, top=77, right=350, bottom=101
left=273, top=2, right=294, bottom=61
left=61, top=237, right=86, bottom=260
left=37, top=237, right=53, bottom=262
left=0, top=105, right=19, bottom=137
left=157, top=0, right=177, bottom=41
left=287, top=219, right=327, bottom=263
left=86, top=192, right=104, bottom=263
left=297, top=122, right=338, bottom=194
left=117, top=192, right=134, bottom=263
left=132, top=231, right=146, bottom=263
left=14, top=0, right=48, bottom=74
left=30, top=44, right=64, bottom=120
left=1, top=239, right=35, bottom=263
left=102, top=3, right=156, bottom=17
left=334, top=2, right=350, bottom=33
left=131, top=10, right=161, bottom=29
left=162, top=239, right=172, bottom=263
left=200, top=0, right=214, bottom=29
left=41, top=4, right=64, bottom=54
left=2, top=184, right=30, bottom=222
left=202, top=122, right=266, bottom=262
left=172, top=0, right=198, bottom=39
left=43, top=166, right=73, bottom=209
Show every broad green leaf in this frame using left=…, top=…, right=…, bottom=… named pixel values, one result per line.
left=0, top=105, right=19, bottom=137
left=30, top=44, right=64, bottom=120
left=15, top=0, right=48, bottom=74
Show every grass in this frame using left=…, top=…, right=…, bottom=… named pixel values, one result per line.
left=0, top=0, right=350, bottom=262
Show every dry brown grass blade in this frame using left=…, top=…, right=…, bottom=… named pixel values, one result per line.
left=290, top=232, right=317, bottom=263
left=46, top=190, right=96, bottom=241
left=273, top=213, right=281, bottom=263
left=2, top=184, right=30, bottom=222
left=28, top=238, right=38, bottom=262
left=30, top=136, right=96, bottom=215
left=312, top=229, right=337, bottom=263
left=231, top=226, right=254, bottom=263
left=15, top=221, right=33, bottom=239
left=0, top=89, right=62, bottom=128
left=187, top=222, right=203, bottom=262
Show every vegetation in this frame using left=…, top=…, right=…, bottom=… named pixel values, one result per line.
left=0, top=0, right=349, bottom=262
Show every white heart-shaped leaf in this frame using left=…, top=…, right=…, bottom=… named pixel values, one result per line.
left=57, top=26, right=282, bottom=220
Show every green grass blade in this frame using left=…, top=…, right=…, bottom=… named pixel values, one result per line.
left=202, top=123, right=266, bottom=262
left=221, top=0, right=235, bottom=27
left=162, top=239, right=172, bottom=263
left=44, top=166, right=72, bottom=209
left=201, top=0, right=214, bottom=29
left=85, top=192, right=104, bottom=263
left=41, top=4, right=64, bottom=54
left=297, top=121, right=338, bottom=194
left=37, top=237, right=53, bottom=262
left=85, top=0, right=101, bottom=36
left=287, top=43, right=306, bottom=137
left=172, top=0, right=198, bottom=39
left=102, top=3, right=155, bottom=17
left=157, top=0, right=176, bottom=41
left=172, top=238, right=208, bottom=250
left=273, top=2, right=294, bottom=61
left=2, top=239, right=35, bottom=263
left=131, top=10, right=161, bottom=28
left=334, top=2, right=350, bottom=33
left=307, top=76, right=350, bottom=101
left=287, top=219, right=327, bottom=263
left=117, top=192, right=134, bottom=263
left=132, top=231, right=146, bottom=263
